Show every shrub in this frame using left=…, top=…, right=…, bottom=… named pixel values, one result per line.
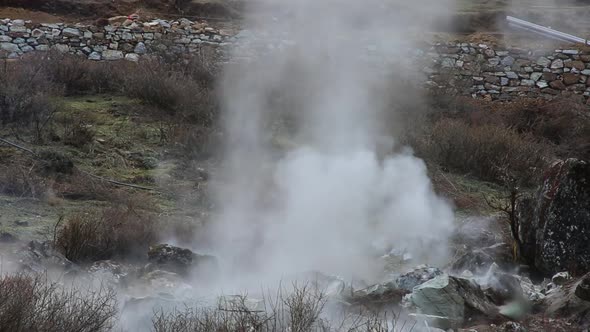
left=28, top=52, right=126, bottom=95
left=55, top=195, right=157, bottom=262
left=413, top=118, right=550, bottom=186
left=0, top=274, right=116, bottom=332
left=0, top=57, right=59, bottom=141
left=123, top=58, right=218, bottom=126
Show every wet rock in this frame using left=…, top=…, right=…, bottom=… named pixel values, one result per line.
left=395, top=265, right=443, bottom=291
left=575, top=273, right=590, bottom=301
left=347, top=281, right=407, bottom=310
left=517, top=159, right=590, bottom=276
left=451, top=243, right=514, bottom=275
left=411, top=274, right=499, bottom=328
left=552, top=272, right=572, bottom=286
left=17, top=240, right=76, bottom=273
left=147, top=244, right=218, bottom=276
left=480, top=264, right=525, bottom=305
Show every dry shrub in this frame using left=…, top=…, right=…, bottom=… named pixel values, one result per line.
left=0, top=274, right=116, bottom=332
left=123, top=57, right=218, bottom=126
left=28, top=52, right=127, bottom=95
left=0, top=57, right=59, bottom=141
left=56, top=193, right=158, bottom=262
left=0, top=163, right=46, bottom=197
left=413, top=118, right=550, bottom=185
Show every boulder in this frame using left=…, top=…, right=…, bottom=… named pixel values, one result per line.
left=517, top=159, right=590, bottom=276
left=147, top=244, right=217, bottom=276
left=451, top=243, right=514, bottom=275
left=395, top=265, right=443, bottom=291
left=17, top=240, right=77, bottom=273
left=411, top=274, right=499, bottom=328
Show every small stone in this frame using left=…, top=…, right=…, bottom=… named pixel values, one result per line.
left=125, top=53, right=139, bottom=62
left=62, top=28, right=81, bottom=37
left=0, top=35, right=12, bottom=42
left=551, top=59, right=564, bottom=69
left=536, top=81, right=549, bottom=89
left=501, top=56, right=515, bottom=66
left=530, top=72, right=543, bottom=81
left=133, top=42, right=147, bottom=54
left=521, top=79, right=535, bottom=86
left=537, top=57, right=552, bottom=67
left=0, top=42, right=20, bottom=53
left=88, top=52, right=101, bottom=60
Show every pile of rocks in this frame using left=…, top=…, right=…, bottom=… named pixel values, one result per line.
left=0, top=18, right=231, bottom=61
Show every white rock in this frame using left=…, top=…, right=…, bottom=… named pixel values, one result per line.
left=88, top=52, right=101, bottom=60
left=551, top=59, right=564, bottom=69
left=531, top=72, right=543, bottom=81
left=134, top=42, right=147, bottom=54
left=125, top=53, right=139, bottom=62
left=62, top=28, right=81, bottom=37
left=536, top=81, right=549, bottom=89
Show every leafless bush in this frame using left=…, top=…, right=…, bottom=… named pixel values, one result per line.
left=412, top=118, right=550, bottom=186
left=0, top=57, right=59, bottom=141
left=0, top=273, right=116, bottom=332
left=28, top=52, right=127, bottom=95
left=123, top=57, right=218, bottom=126
left=55, top=193, right=158, bottom=262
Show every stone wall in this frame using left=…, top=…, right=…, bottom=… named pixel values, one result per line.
left=2, top=17, right=590, bottom=102
left=427, top=43, right=590, bottom=102
left=0, top=18, right=231, bottom=62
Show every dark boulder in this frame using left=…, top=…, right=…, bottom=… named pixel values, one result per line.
left=516, top=159, right=590, bottom=276
left=147, top=244, right=218, bottom=276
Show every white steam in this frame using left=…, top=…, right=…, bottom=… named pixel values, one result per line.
left=209, top=0, right=456, bottom=287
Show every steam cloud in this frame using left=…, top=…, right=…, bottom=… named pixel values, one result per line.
left=209, top=0, right=456, bottom=287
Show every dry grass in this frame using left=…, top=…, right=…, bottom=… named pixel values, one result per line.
left=0, top=274, right=116, bottom=332
left=412, top=118, right=549, bottom=186
left=55, top=193, right=158, bottom=263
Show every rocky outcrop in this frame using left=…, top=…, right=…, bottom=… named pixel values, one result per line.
left=517, top=159, right=590, bottom=276
left=146, top=244, right=218, bottom=276
left=410, top=274, right=500, bottom=328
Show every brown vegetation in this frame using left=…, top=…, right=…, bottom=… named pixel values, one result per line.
left=0, top=274, right=116, bottom=332
left=55, top=193, right=158, bottom=262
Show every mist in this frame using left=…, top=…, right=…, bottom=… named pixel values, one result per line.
left=208, top=0, right=456, bottom=289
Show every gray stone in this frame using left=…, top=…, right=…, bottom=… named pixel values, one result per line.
left=506, top=71, right=519, bottom=79
left=536, top=81, right=549, bottom=89
left=0, top=42, right=20, bottom=53
left=88, top=52, right=101, bottom=60
left=62, top=27, right=81, bottom=37
left=531, top=72, right=543, bottom=81
left=20, top=45, right=33, bottom=53
left=411, top=275, right=499, bottom=328
left=551, top=59, right=564, bottom=69
left=12, top=38, right=25, bottom=44
left=521, top=79, right=535, bottom=86
left=562, top=49, right=580, bottom=55
left=134, top=42, right=147, bottom=54
left=0, top=35, right=12, bottom=42
left=441, top=58, right=455, bottom=68
left=537, top=57, right=552, bottom=67
left=395, top=265, right=443, bottom=291
left=9, top=25, right=27, bottom=34
left=102, top=50, right=124, bottom=60
left=501, top=56, right=515, bottom=66
left=35, top=45, right=49, bottom=51
left=147, top=244, right=218, bottom=276
left=125, top=53, right=140, bottom=62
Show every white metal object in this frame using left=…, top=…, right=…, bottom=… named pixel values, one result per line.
left=507, top=15, right=589, bottom=45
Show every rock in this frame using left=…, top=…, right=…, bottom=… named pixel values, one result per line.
left=0, top=232, right=17, bottom=243
left=0, top=42, right=19, bottom=53
left=88, top=52, right=101, bottom=60
left=480, top=264, right=525, bottom=305
left=549, top=80, right=566, bottom=90
left=134, top=41, right=147, bottom=54
left=537, top=57, right=552, bottom=67
left=125, top=53, right=139, bottom=62
left=498, top=321, right=527, bottom=332
left=530, top=72, right=543, bottom=81
left=347, top=281, right=407, bottom=309
left=517, top=159, right=590, bottom=276
left=102, top=49, right=124, bottom=60
left=451, top=243, right=514, bottom=275
left=147, top=244, right=218, bottom=276
left=563, top=73, right=581, bottom=85
left=395, top=265, right=443, bottom=291
left=551, top=59, right=564, bottom=69
left=62, top=28, right=81, bottom=37
left=411, top=274, right=499, bottom=328
left=501, top=56, right=515, bottom=66
left=552, top=272, right=572, bottom=286
left=17, top=240, right=76, bottom=273
left=575, top=273, right=590, bottom=301
left=0, top=35, right=12, bottom=42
